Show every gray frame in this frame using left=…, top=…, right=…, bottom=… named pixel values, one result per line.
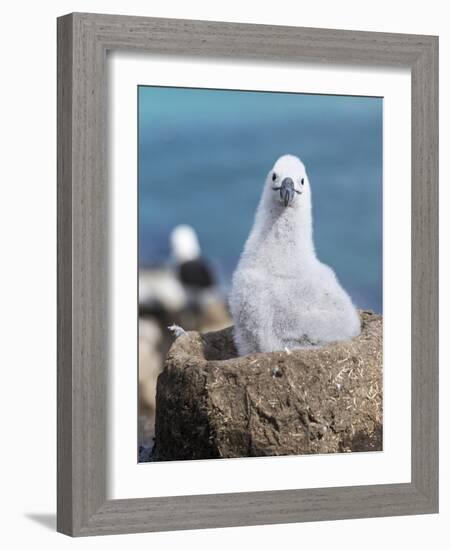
left=57, top=12, right=438, bottom=536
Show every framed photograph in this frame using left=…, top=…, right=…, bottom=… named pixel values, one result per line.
left=57, top=13, right=438, bottom=536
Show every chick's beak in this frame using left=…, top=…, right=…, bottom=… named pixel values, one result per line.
left=280, top=177, right=295, bottom=207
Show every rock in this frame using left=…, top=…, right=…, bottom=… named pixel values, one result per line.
left=138, top=291, right=231, bottom=454
left=138, top=445, right=154, bottom=462
left=154, top=311, right=382, bottom=461
left=139, top=318, right=163, bottom=449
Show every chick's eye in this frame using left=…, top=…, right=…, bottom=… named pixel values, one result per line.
left=301, top=178, right=304, bottom=185
left=272, top=173, right=277, bottom=182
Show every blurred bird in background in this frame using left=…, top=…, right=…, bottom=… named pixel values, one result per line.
left=171, top=224, right=215, bottom=291
left=138, top=225, right=230, bottom=456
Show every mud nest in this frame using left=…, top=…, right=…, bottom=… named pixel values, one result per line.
left=153, top=311, right=382, bottom=461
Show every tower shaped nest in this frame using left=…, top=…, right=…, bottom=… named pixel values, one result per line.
left=153, top=311, right=382, bottom=461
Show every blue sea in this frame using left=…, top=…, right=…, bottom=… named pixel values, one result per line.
left=138, top=86, right=383, bottom=313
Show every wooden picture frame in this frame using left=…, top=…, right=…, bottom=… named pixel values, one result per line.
left=57, top=12, right=438, bottom=536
